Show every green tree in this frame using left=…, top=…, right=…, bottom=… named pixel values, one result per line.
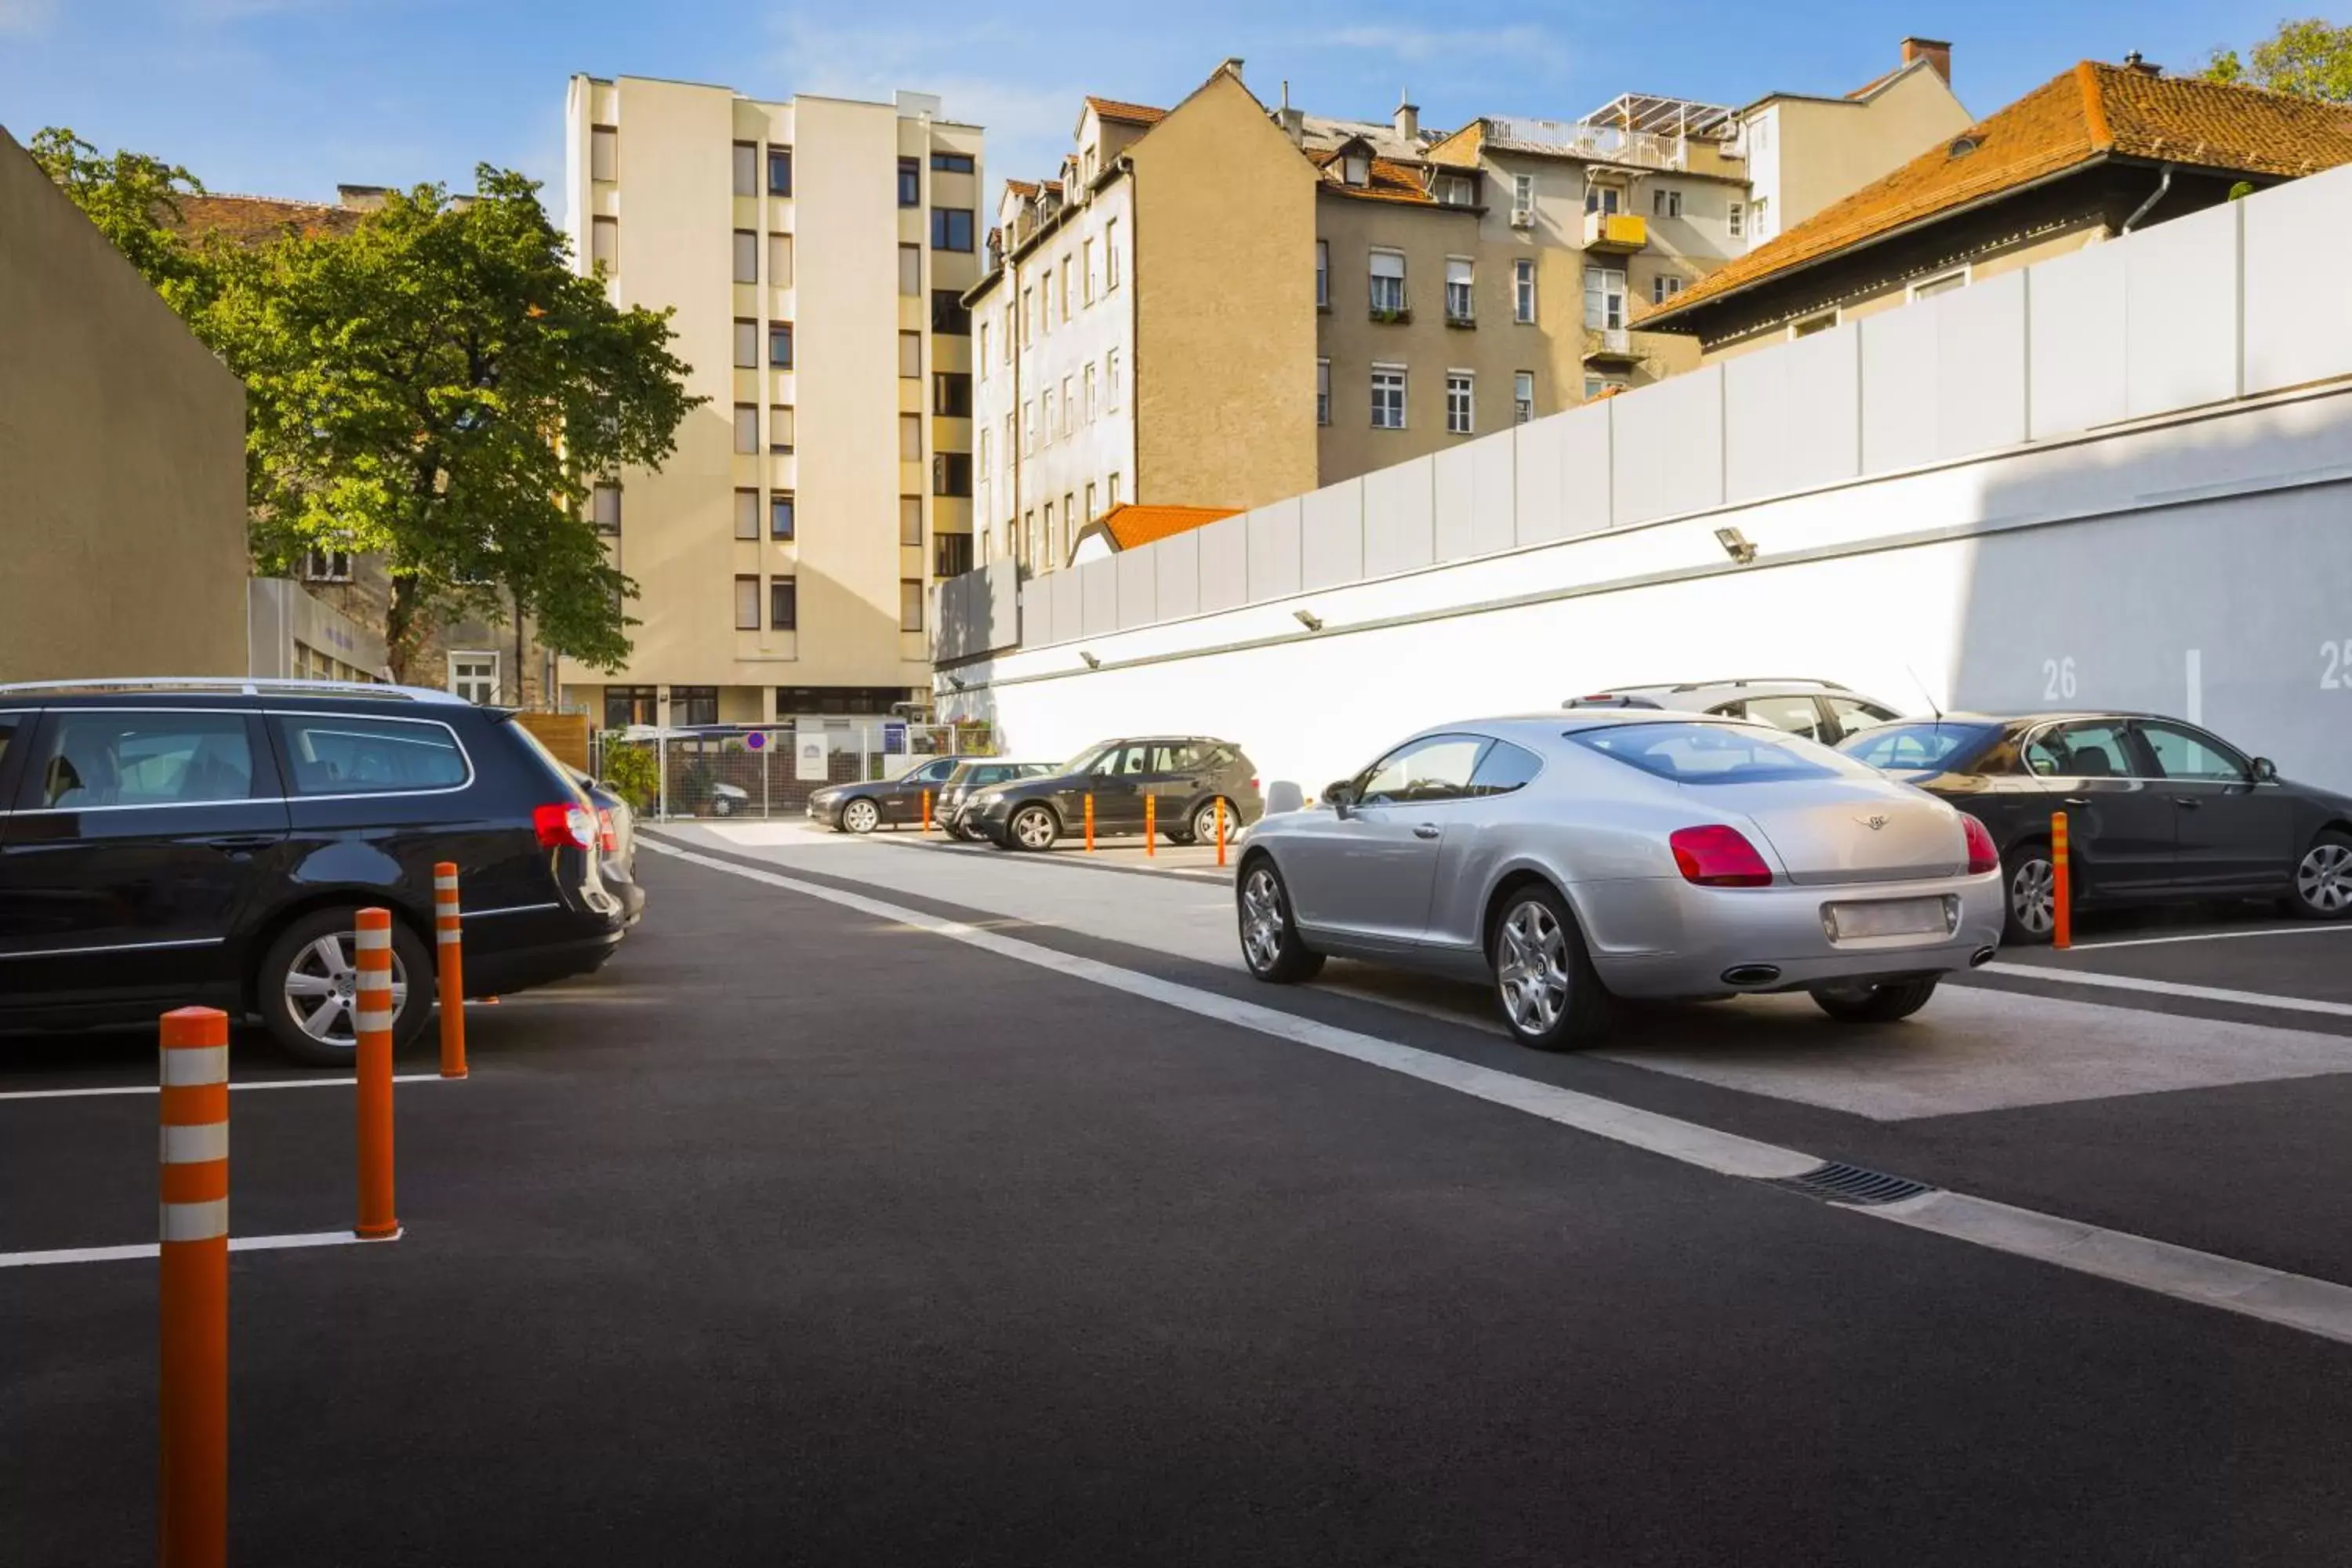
left=2204, top=18, right=2352, bottom=102
left=25, top=129, right=220, bottom=318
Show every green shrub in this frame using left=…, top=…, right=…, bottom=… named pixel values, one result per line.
left=598, top=735, right=659, bottom=814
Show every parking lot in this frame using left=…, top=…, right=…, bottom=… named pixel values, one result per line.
left=9, top=827, right=2352, bottom=1564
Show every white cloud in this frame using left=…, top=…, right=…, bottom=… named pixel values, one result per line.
left=0, top=0, right=59, bottom=36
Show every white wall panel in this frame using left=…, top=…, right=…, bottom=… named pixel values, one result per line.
left=2126, top=200, right=2239, bottom=418
left=2027, top=241, right=2129, bottom=439
left=1936, top=270, right=2027, bottom=458
left=1300, top=477, right=1366, bottom=590
left=1116, top=546, right=1156, bottom=630
left=1860, top=303, right=1938, bottom=473
left=1050, top=563, right=1082, bottom=645
left=1433, top=443, right=1476, bottom=562
left=1196, top=514, right=1247, bottom=613
left=1724, top=321, right=1859, bottom=503
left=1155, top=529, right=1200, bottom=622
left=1467, top=430, right=1516, bottom=557
left=2244, top=164, right=2352, bottom=395
left=1611, top=365, right=1722, bottom=524
left=1080, top=556, right=1117, bottom=638
left=1245, top=497, right=1302, bottom=602
left=1363, top=458, right=1435, bottom=578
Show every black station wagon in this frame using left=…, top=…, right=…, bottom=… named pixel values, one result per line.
left=0, top=679, right=636, bottom=1063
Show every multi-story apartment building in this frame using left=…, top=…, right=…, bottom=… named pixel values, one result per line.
left=1738, top=38, right=1971, bottom=245
left=560, top=74, right=983, bottom=729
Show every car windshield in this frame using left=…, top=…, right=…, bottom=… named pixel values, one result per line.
left=1572, top=721, right=1860, bottom=785
left=1060, top=743, right=1110, bottom=774
left=1838, top=722, right=1996, bottom=773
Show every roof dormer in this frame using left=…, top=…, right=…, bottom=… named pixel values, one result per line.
left=1334, top=135, right=1375, bottom=187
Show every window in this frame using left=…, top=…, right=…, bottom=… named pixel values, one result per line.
left=1105, top=348, right=1122, bottom=408
left=1514, top=258, right=1536, bottom=323
left=1584, top=374, right=1624, bottom=400
left=1044, top=501, right=1056, bottom=562
left=1371, top=367, right=1406, bottom=430
left=2139, top=721, right=2249, bottom=782
left=1039, top=273, right=1052, bottom=333
left=1003, top=307, right=1014, bottom=362
left=2025, top=721, right=2133, bottom=779
left=1083, top=362, right=1097, bottom=423
left=733, top=141, right=757, bottom=197
left=1468, top=739, right=1543, bottom=796
left=893, top=495, right=921, bottom=547
left=733, top=404, right=759, bottom=454
left=1512, top=172, right=1534, bottom=216
left=1059, top=255, right=1073, bottom=321
left=768, top=405, right=794, bottom=454
left=271, top=714, right=468, bottom=798
left=1082, top=238, right=1095, bottom=303
left=303, top=546, right=353, bottom=581
left=1574, top=722, right=1847, bottom=785
left=732, top=229, right=757, bottom=283
left=770, top=323, right=793, bottom=368
left=1315, top=239, right=1329, bottom=308
left=1751, top=195, right=1769, bottom=237
left=1727, top=201, right=1744, bottom=238
left=1822, top=695, right=1899, bottom=741
left=768, top=145, right=793, bottom=196
left=1728, top=695, right=1830, bottom=742
left=768, top=233, right=793, bottom=287
left=898, top=332, right=921, bottom=379
left=1356, top=734, right=1488, bottom=805
left=889, top=243, right=920, bottom=299
left=1083, top=481, right=1097, bottom=521
left=734, top=488, right=760, bottom=541
left=1058, top=375, right=1073, bottom=436
left=733, top=318, right=758, bottom=368
left=590, top=125, right=618, bottom=183
left=1022, top=401, right=1036, bottom=455
left=1791, top=310, right=1838, bottom=339
left=1103, top=219, right=1120, bottom=289
left=1342, top=152, right=1370, bottom=187
left=770, top=576, right=798, bottom=630
left=670, top=687, right=719, bottom=728
left=1843, top=723, right=1998, bottom=773
left=900, top=579, right=924, bottom=633
left=1650, top=274, right=1684, bottom=305
left=1585, top=183, right=1622, bottom=216
left=1910, top=269, right=1968, bottom=300
left=978, top=321, right=989, bottom=378
left=1445, top=256, right=1473, bottom=323
left=1584, top=266, right=1626, bottom=330
left=448, top=652, right=498, bottom=706
left=1369, top=251, right=1406, bottom=316
left=774, top=685, right=918, bottom=717
left=931, top=289, right=971, bottom=335
left=1446, top=372, right=1473, bottom=434
left=591, top=216, right=618, bottom=272
left=1041, top=388, right=1057, bottom=443
left=935, top=532, right=972, bottom=577
left=770, top=491, right=795, bottom=540
left=735, top=575, right=761, bottom=630
left=49, top=713, right=261, bottom=807
left=1439, top=174, right=1475, bottom=206
left=932, top=452, right=971, bottom=496
left=0, top=713, right=23, bottom=771
left=978, top=427, right=991, bottom=481
left=899, top=413, right=921, bottom=461
left=1652, top=187, right=1682, bottom=219
left=898, top=157, right=920, bottom=207
left=592, top=483, right=622, bottom=535
left=1023, top=510, right=1037, bottom=564
left=1513, top=370, right=1534, bottom=425
left=1316, top=359, right=1330, bottom=426
left=1022, top=287, right=1035, bottom=342
left=931, top=207, right=975, bottom=251
left=604, top=686, right=657, bottom=730
left=1107, top=472, right=1121, bottom=507
left=933, top=372, right=971, bottom=417
left=931, top=151, right=975, bottom=173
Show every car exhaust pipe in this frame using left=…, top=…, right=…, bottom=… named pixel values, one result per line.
left=1969, top=946, right=1996, bottom=967
left=1720, top=964, right=1781, bottom=987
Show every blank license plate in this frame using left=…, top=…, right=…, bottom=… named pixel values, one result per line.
left=1827, top=897, right=1951, bottom=940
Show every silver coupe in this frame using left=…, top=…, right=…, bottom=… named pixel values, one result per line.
left=1235, top=713, right=2005, bottom=1049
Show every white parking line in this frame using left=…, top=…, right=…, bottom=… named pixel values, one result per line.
left=648, top=837, right=2352, bottom=1349
left=0, top=1229, right=401, bottom=1269
left=1981, top=963, right=2352, bottom=1018
left=0, top=1073, right=455, bottom=1104
left=2072, top=924, right=2352, bottom=952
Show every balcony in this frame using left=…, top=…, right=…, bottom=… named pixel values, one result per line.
left=1582, top=212, right=1647, bottom=254
left=1582, top=327, right=1639, bottom=366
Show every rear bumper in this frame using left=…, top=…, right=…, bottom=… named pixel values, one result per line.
left=466, top=924, right=626, bottom=996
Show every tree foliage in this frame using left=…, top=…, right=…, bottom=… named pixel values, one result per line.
left=2204, top=18, right=2352, bottom=103
left=26, top=129, right=220, bottom=318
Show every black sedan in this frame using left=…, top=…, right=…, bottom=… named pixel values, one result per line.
left=806, top=754, right=973, bottom=833
left=1839, top=713, right=2352, bottom=942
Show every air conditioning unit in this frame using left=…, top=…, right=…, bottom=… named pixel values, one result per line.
left=1509, top=209, right=1535, bottom=229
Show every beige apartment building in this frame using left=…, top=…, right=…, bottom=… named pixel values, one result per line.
left=1738, top=38, right=1971, bottom=243
left=560, top=74, right=982, bottom=728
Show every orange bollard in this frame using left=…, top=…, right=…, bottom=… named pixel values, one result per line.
left=432, top=864, right=467, bottom=1080
left=1083, top=793, right=1095, bottom=852
left=1145, top=794, right=1156, bottom=856
left=353, top=909, right=400, bottom=1240
left=2050, top=811, right=2072, bottom=950
left=920, top=789, right=932, bottom=835
left=159, top=1005, right=229, bottom=1568
left=1215, top=797, right=1228, bottom=867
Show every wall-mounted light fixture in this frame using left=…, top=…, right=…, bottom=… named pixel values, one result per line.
left=1079, top=651, right=1102, bottom=670
left=947, top=675, right=967, bottom=691
left=1294, top=609, right=1325, bottom=631
left=1714, top=526, right=1758, bottom=564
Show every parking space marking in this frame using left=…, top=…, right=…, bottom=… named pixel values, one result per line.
left=647, top=838, right=2352, bottom=1348
left=1982, top=962, right=2352, bottom=1018
left=0, top=1073, right=456, bottom=1104
left=2067, top=924, right=2352, bottom=952
left=0, top=1229, right=401, bottom=1270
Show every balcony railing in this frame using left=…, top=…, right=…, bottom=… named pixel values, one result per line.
left=1582, top=326, right=1638, bottom=364
left=1582, top=212, right=1647, bottom=254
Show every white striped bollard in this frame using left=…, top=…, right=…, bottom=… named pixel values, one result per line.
left=433, top=863, right=467, bottom=1080
left=353, top=909, right=400, bottom=1240
left=159, top=1005, right=229, bottom=1568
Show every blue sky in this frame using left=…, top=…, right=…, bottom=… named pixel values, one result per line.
left=0, top=0, right=2295, bottom=212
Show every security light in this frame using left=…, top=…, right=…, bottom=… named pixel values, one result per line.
left=1079, top=651, right=1102, bottom=670
left=1294, top=609, right=1325, bottom=631
left=1714, top=527, right=1757, bottom=564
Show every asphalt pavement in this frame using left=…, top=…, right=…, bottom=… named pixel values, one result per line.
left=5, top=840, right=2352, bottom=1565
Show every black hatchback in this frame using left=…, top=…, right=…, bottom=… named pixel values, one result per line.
left=1840, top=713, right=2352, bottom=942
left=969, top=737, right=1262, bottom=851
left=0, top=680, right=634, bottom=1063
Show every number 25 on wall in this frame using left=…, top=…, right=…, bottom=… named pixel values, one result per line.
left=2041, top=656, right=2078, bottom=702
left=2325, top=641, right=2352, bottom=690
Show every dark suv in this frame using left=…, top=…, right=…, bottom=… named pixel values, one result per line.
left=970, top=737, right=1262, bottom=851
left=0, top=680, right=633, bottom=1064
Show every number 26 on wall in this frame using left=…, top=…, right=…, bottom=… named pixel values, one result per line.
left=2041, top=656, right=2078, bottom=702
left=2325, top=640, right=2352, bottom=690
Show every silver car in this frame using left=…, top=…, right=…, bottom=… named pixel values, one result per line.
left=1236, top=713, right=2005, bottom=1049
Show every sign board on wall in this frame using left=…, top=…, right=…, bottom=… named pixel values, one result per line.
left=794, top=734, right=829, bottom=781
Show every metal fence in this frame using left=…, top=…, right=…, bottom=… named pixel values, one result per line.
left=590, top=720, right=996, bottom=822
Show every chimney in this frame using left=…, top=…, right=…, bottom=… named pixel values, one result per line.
left=2122, top=50, right=2163, bottom=77
left=1900, top=36, right=1953, bottom=85
left=1218, top=56, right=1245, bottom=82
left=1395, top=93, right=1420, bottom=143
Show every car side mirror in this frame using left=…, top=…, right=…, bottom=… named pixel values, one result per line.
left=1325, top=781, right=1355, bottom=817
left=2252, top=757, right=2278, bottom=782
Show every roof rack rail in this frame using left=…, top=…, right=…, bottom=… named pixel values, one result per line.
left=1666, top=677, right=1851, bottom=693
left=0, top=677, right=466, bottom=704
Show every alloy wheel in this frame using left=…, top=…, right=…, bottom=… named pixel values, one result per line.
left=1240, top=867, right=1285, bottom=972
left=2298, top=842, right=2352, bottom=913
left=283, top=933, right=409, bottom=1047
left=1014, top=807, right=1057, bottom=850
left=843, top=800, right=880, bottom=833
left=1496, top=899, right=1570, bottom=1036
left=2010, top=858, right=2056, bottom=936
left=1195, top=802, right=1225, bottom=844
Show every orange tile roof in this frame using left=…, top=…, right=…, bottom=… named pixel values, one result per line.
left=1097, top=503, right=1242, bottom=551
left=1087, top=96, right=1168, bottom=127
left=1309, top=147, right=1437, bottom=205
left=170, top=192, right=362, bottom=247
left=1642, top=62, right=2352, bottom=327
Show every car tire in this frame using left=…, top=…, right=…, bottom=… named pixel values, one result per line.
left=2289, top=829, right=2352, bottom=920
left=1010, top=804, right=1061, bottom=851
left=1237, top=856, right=1323, bottom=983
left=711, top=795, right=735, bottom=818
left=1192, top=800, right=1232, bottom=846
left=1810, top=977, right=1940, bottom=1023
left=841, top=798, right=881, bottom=835
left=257, top=907, right=434, bottom=1067
left=1163, top=828, right=1195, bottom=847
left=2002, top=840, right=2057, bottom=946
left=1488, top=883, right=1610, bottom=1051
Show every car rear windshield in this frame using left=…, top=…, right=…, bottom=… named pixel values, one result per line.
left=1838, top=722, right=1996, bottom=773
left=1570, top=721, right=1853, bottom=785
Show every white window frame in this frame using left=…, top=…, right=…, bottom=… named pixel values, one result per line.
left=1512, top=172, right=1534, bottom=217
left=1316, top=358, right=1330, bottom=426
left=1907, top=265, right=1972, bottom=301
left=448, top=651, right=499, bottom=706
left=1444, top=256, right=1474, bottom=324
left=1652, top=187, right=1682, bottom=219
left=1727, top=201, right=1744, bottom=238
left=1370, top=365, right=1406, bottom=430
left=1650, top=274, right=1684, bottom=306
left=1513, top=370, right=1534, bottom=425
left=1315, top=239, right=1329, bottom=308
left=1445, top=371, right=1474, bottom=436
left=303, top=546, right=352, bottom=583
left=1513, top=259, right=1537, bottom=324
left=1583, top=266, right=1628, bottom=331
left=1369, top=249, right=1406, bottom=315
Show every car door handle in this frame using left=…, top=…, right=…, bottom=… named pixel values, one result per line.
left=1413, top=824, right=1441, bottom=840
left=2172, top=797, right=2202, bottom=809
left=2060, top=797, right=2091, bottom=808
left=205, top=834, right=281, bottom=850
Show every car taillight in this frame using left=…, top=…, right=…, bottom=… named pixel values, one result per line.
left=596, top=807, right=618, bottom=855
left=1250, top=777, right=1260, bottom=793
left=1670, top=824, right=1774, bottom=887
left=535, top=803, right=597, bottom=851
left=1960, top=812, right=1999, bottom=876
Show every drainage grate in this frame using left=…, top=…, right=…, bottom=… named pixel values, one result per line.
left=1766, top=1161, right=1936, bottom=1207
